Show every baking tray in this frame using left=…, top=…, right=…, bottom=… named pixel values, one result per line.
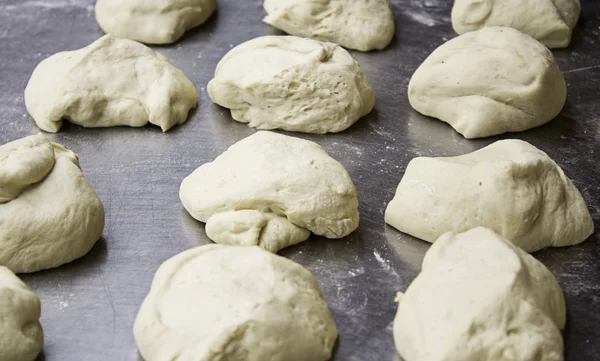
left=0, top=0, right=599, bottom=360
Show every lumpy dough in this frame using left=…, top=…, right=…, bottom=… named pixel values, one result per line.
left=95, top=0, right=216, bottom=45
left=0, top=134, right=105, bottom=273
left=263, top=0, right=395, bottom=51
left=134, top=244, right=338, bottom=361
left=408, top=27, right=566, bottom=139
left=25, top=35, right=197, bottom=133
left=452, top=0, right=581, bottom=48
left=207, top=36, right=375, bottom=134
left=385, top=139, right=593, bottom=253
left=180, top=131, right=359, bottom=252
left=0, top=266, right=43, bottom=361
left=393, top=227, right=566, bottom=361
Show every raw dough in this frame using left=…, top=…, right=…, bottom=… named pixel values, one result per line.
left=180, top=131, right=359, bottom=252
left=0, top=134, right=105, bottom=273
left=263, top=0, right=395, bottom=51
left=95, top=0, right=217, bottom=44
left=25, top=35, right=197, bottom=133
left=452, top=0, right=581, bottom=48
left=393, top=227, right=566, bottom=361
left=408, top=27, right=566, bottom=139
left=207, top=36, right=374, bottom=134
left=134, top=244, right=338, bottom=361
left=385, top=139, right=593, bottom=253
left=0, top=266, right=43, bottom=361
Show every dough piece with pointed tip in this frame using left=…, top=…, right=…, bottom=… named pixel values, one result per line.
left=452, top=0, right=580, bottom=48
left=180, top=131, right=359, bottom=252
left=408, top=27, right=566, bottom=139
left=207, top=36, right=374, bottom=134
left=25, top=35, right=197, bottom=133
left=95, top=0, right=216, bottom=45
left=0, top=266, right=43, bottom=361
left=263, top=0, right=395, bottom=51
left=385, top=139, right=593, bottom=253
left=134, top=244, right=338, bottom=361
left=394, top=227, right=566, bottom=361
left=0, top=134, right=104, bottom=273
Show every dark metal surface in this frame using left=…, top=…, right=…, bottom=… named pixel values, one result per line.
left=0, top=0, right=599, bottom=360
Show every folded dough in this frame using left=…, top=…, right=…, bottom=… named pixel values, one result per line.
left=385, top=139, right=593, bottom=253
left=408, top=27, right=566, bottom=139
left=394, top=227, right=566, bottom=361
left=0, top=134, right=105, bottom=273
left=180, top=131, right=359, bottom=252
left=25, top=35, right=197, bottom=133
left=207, top=35, right=374, bottom=134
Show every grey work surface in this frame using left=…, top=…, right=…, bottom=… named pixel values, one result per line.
left=0, top=0, right=599, bottom=360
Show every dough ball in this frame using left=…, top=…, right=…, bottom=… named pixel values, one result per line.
left=385, top=139, right=593, bottom=253
left=25, top=35, right=197, bottom=133
left=408, top=27, right=566, bottom=139
left=263, top=0, right=395, bottom=51
left=452, top=0, right=580, bottom=48
left=95, top=0, right=216, bottom=45
left=393, top=227, right=566, bottom=361
left=207, top=36, right=374, bottom=134
left=0, top=134, right=105, bottom=273
left=180, top=131, right=359, bottom=252
left=134, top=244, right=338, bottom=361
left=0, top=266, right=43, bottom=361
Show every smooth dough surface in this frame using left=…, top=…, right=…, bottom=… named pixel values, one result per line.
left=207, top=36, right=374, bottom=134
left=134, top=244, right=338, bottom=361
left=0, top=134, right=105, bottom=273
left=0, top=266, right=43, bottom=361
left=452, top=0, right=581, bottom=48
left=408, top=27, right=566, bottom=139
left=385, top=139, right=593, bottom=253
left=25, top=35, right=197, bottom=133
left=393, top=227, right=566, bottom=361
left=96, top=0, right=216, bottom=44
left=180, top=131, right=359, bottom=252
left=263, top=0, right=395, bottom=51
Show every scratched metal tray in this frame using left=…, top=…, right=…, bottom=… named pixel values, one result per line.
left=0, top=0, right=598, bottom=360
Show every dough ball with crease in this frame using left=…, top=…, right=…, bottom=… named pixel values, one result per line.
left=180, top=131, right=359, bottom=252
left=25, top=35, right=197, bottom=133
left=394, top=227, right=566, bottom=361
left=134, top=244, right=338, bottom=361
left=385, top=139, right=593, bottom=253
left=452, top=0, right=580, bottom=48
left=263, top=0, right=395, bottom=51
left=95, top=0, right=216, bottom=45
left=408, top=27, right=566, bottom=139
left=0, top=134, right=104, bottom=273
left=207, top=36, right=374, bottom=134
left=0, top=266, right=43, bottom=361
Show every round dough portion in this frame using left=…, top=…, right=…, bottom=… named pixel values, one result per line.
left=95, top=0, right=216, bottom=44
left=134, top=244, right=338, bottom=361
left=207, top=36, right=375, bottom=134
left=263, top=0, right=395, bottom=51
left=393, top=227, right=566, bottom=361
left=0, top=135, right=105, bottom=273
left=408, top=27, right=566, bottom=139
left=25, top=35, right=197, bottom=133
left=385, top=139, right=593, bottom=253
left=452, top=0, right=580, bottom=48
left=180, top=131, right=359, bottom=252
left=0, top=266, right=43, bottom=361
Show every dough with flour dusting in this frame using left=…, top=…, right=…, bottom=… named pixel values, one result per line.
left=25, top=35, right=197, bottom=133
left=134, top=244, right=337, bottom=361
left=180, top=131, right=359, bottom=252
left=394, top=227, right=566, bottom=361
left=385, top=139, right=593, bottom=253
